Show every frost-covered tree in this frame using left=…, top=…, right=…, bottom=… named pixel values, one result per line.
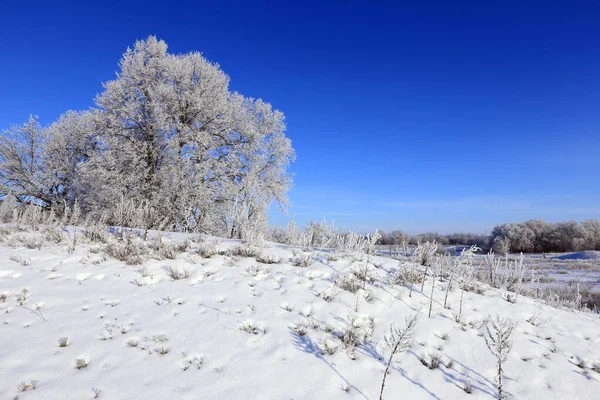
left=72, top=36, right=292, bottom=233
left=0, top=116, right=52, bottom=205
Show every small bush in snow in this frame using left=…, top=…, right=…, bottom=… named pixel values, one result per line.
left=74, top=357, right=89, bottom=369
left=131, top=277, right=145, bottom=286
left=10, top=254, right=31, bottom=266
left=281, top=303, right=294, bottom=312
left=290, top=252, right=312, bottom=267
left=290, top=322, right=308, bottom=336
left=379, top=313, right=419, bottom=400
left=575, top=356, right=588, bottom=369
left=17, top=380, right=38, bottom=392
left=238, top=320, right=267, bottom=335
left=202, top=268, right=216, bottom=277
left=91, top=388, right=102, bottom=398
left=135, top=267, right=154, bottom=279
left=334, top=273, right=361, bottom=293
left=156, top=346, right=171, bottom=355
left=84, top=222, right=109, bottom=244
left=229, top=245, right=257, bottom=258
left=152, top=332, right=169, bottom=342
left=126, top=338, right=139, bottom=347
left=15, top=288, right=29, bottom=306
left=42, top=226, right=63, bottom=244
left=198, top=243, right=219, bottom=258
left=484, top=315, right=516, bottom=400
left=165, top=265, right=191, bottom=280
left=0, top=292, right=9, bottom=302
left=104, top=239, right=146, bottom=265
left=58, top=336, right=71, bottom=347
left=156, top=244, right=177, bottom=260
left=322, top=338, right=338, bottom=355
left=317, top=287, right=340, bottom=302
left=245, top=265, right=260, bottom=277
left=463, top=375, right=473, bottom=394
left=339, top=313, right=375, bottom=360
left=256, top=253, right=280, bottom=264
left=182, top=355, right=204, bottom=370
left=327, top=253, right=339, bottom=262
left=420, top=353, right=442, bottom=370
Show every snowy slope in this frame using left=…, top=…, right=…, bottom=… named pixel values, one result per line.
left=1, top=231, right=599, bottom=400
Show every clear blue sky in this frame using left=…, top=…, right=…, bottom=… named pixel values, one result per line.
left=1, top=0, right=599, bottom=234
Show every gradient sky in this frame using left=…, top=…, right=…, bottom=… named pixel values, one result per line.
left=1, top=0, right=599, bottom=234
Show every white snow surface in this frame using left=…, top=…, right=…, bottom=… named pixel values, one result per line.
left=1, top=233, right=600, bottom=399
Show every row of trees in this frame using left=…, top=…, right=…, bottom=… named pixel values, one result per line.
left=491, top=219, right=600, bottom=254
left=0, top=36, right=294, bottom=239
left=377, top=219, right=600, bottom=254
left=376, top=230, right=489, bottom=249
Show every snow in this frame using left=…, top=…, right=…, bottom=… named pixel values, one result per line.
left=553, top=251, right=600, bottom=260
left=1, top=232, right=600, bottom=399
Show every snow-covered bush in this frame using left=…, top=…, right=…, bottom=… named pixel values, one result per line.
left=164, top=265, right=192, bottom=280
left=338, top=313, right=375, bottom=360
left=483, top=315, right=516, bottom=400
left=74, top=357, right=89, bottom=369
left=317, top=286, right=340, bottom=302
left=290, top=251, right=312, bottom=267
left=256, top=252, right=280, bottom=264
left=198, top=243, right=219, bottom=258
left=379, top=313, right=418, bottom=399
left=334, top=272, right=362, bottom=293
left=238, top=320, right=267, bottom=335
left=229, top=244, right=258, bottom=258
left=104, top=238, right=146, bottom=265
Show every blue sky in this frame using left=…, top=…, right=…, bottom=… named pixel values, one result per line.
left=1, top=0, right=599, bottom=233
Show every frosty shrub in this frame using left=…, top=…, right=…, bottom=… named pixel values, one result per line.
left=290, top=251, right=312, bottom=267
left=83, top=221, right=110, bottom=244
left=156, top=244, right=178, bottom=260
left=182, top=355, right=204, bottom=371
left=338, top=313, right=375, bottom=360
left=18, top=380, right=39, bottom=392
left=379, top=313, right=418, bottom=400
left=334, top=272, right=361, bottom=293
left=42, top=226, right=64, bottom=244
left=420, top=353, right=442, bottom=370
left=9, top=254, right=31, bottom=266
left=229, top=244, right=258, bottom=258
left=483, top=315, right=516, bottom=400
left=74, top=357, right=89, bottom=369
left=198, top=243, right=219, bottom=258
left=165, top=265, right=192, bottom=280
left=238, top=320, right=267, bottom=335
left=58, top=337, right=71, bottom=347
left=317, top=286, right=340, bottom=302
left=104, top=238, right=146, bottom=265
left=256, top=252, right=280, bottom=264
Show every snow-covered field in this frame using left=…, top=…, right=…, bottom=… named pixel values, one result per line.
left=1, top=229, right=600, bottom=399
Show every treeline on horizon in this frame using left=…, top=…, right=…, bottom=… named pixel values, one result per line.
left=376, top=219, right=600, bottom=254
